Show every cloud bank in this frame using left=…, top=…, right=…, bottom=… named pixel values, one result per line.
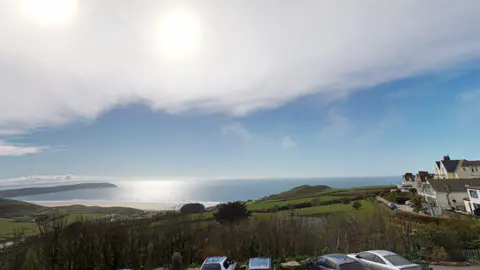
left=1, top=0, right=480, bottom=154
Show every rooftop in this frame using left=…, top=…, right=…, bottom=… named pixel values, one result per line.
left=463, top=160, right=480, bottom=167
left=428, top=178, right=480, bottom=193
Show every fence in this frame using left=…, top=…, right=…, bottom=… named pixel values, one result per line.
left=460, top=249, right=480, bottom=260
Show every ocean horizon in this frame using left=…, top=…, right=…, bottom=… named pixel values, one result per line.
left=6, top=177, right=400, bottom=210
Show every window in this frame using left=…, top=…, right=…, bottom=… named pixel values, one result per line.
left=470, top=190, right=479, bottom=199
left=357, top=252, right=375, bottom=262
left=324, top=259, right=336, bottom=269
left=373, top=256, right=385, bottom=264
left=383, top=255, right=411, bottom=266
left=315, top=259, right=332, bottom=269
left=223, top=258, right=232, bottom=269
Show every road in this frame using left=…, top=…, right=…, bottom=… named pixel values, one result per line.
left=376, top=196, right=413, bottom=212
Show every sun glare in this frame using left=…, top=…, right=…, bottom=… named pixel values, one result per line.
left=21, top=0, right=78, bottom=26
left=157, top=10, right=202, bottom=59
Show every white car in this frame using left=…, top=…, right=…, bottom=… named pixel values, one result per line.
left=348, top=250, right=421, bottom=270
left=201, top=256, right=237, bottom=270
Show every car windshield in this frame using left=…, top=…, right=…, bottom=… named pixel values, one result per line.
left=383, top=255, right=411, bottom=266
left=202, top=264, right=222, bottom=270
left=339, top=262, right=365, bottom=270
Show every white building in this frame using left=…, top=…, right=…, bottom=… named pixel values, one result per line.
left=422, top=178, right=480, bottom=216
left=464, top=187, right=480, bottom=215
left=434, top=155, right=480, bottom=179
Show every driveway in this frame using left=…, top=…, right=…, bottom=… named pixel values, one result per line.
left=376, top=197, right=413, bottom=212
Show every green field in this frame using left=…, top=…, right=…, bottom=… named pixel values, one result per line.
left=0, top=218, right=38, bottom=241
left=0, top=184, right=391, bottom=240
left=246, top=196, right=339, bottom=211
left=295, top=200, right=374, bottom=216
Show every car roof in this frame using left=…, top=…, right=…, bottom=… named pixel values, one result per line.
left=364, top=250, right=397, bottom=257
left=205, top=256, right=227, bottom=264
left=322, top=254, right=356, bottom=265
left=248, top=258, right=271, bottom=268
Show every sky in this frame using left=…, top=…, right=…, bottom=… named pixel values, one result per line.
left=2, top=0, right=480, bottom=181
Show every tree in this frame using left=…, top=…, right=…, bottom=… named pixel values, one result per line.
left=352, top=201, right=362, bottom=210
left=214, top=201, right=251, bottom=224
left=412, top=196, right=423, bottom=213
left=180, top=203, right=205, bottom=214
left=409, top=188, right=418, bottom=195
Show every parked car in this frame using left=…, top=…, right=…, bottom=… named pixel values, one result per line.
left=200, top=256, right=237, bottom=270
left=405, top=201, right=412, bottom=207
left=387, top=203, right=397, bottom=210
left=307, top=254, right=365, bottom=270
left=248, top=257, right=274, bottom=270
left=348, top=250, right=421, bottom=270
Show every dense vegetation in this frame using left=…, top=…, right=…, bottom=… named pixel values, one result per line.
left=2, top=199, right=479, bottom=269
left=2, top=184, right=478, bottom=269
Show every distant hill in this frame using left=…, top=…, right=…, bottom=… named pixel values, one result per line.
left=259, top=185, right=331, bottom=201
left=0, top=183, right=117, bottom=198
left=0, top=198, right=144, bottom=218
left=0, top=198, right=47, bottom=218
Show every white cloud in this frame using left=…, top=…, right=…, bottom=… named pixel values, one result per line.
left=319, top=108, right=403, bottom=143
left=319, top=108, right=354, bottom=139
left=281, top=136, right=297, bottom=150
left=459, top=89, right=480, bottom=103
left=221, top=123, right=253, bottom=143
left=0, top=140, right=47, bottom=156
left=1, top=0, right=480, bottom=138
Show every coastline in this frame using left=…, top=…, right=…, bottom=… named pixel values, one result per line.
left=26, top=200, right=222, bottom=211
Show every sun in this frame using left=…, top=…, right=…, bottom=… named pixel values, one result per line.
left=21, top=0, right=78, bottom=26
left=157, top=10, right=202, bottom=59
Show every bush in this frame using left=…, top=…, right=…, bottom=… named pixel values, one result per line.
left=180, top=203, right=206, bottom=214
left=352, top=201, right=362, bottom=210
left=214, top=201, right=251, bottom=224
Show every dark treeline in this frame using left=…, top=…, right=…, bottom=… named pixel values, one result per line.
left=1, top=200, right=480, bottom=270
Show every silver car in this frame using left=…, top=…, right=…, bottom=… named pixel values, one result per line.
left=348, top=250, right=421, bottom=270
left=247, top=257, right=274, bottom=270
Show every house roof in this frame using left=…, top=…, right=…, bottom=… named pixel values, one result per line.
left=435, top=161, right=441, bottom=169
left=442, top=160, right=461, bottom=173
left=463, top=160, right=480, bottom=167
left=428, top=178, right=480, bottom=193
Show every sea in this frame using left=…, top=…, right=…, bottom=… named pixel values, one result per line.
left=3, top=177, right=399, bottom=210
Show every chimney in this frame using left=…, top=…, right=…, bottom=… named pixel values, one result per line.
left=443, top=155, right=451, bottom=161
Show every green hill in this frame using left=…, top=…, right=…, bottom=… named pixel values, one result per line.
left=260, top=185, right=331, bottom=201
left=0, top=198, right=47, bottom=218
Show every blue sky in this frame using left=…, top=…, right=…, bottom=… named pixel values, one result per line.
left=3, top=66, right=480, bottom=179
left=2, top=1, right=480, bottom=180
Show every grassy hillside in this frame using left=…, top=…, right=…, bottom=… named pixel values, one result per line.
left=0, top=198, right=47, bottom=218
left=0, top=199, right=146, bottom=241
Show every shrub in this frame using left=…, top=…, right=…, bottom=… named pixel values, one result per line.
left=352, top=201, right=362, bottom=210
left=214, top=201, right=251, bottom=224
left=180, top=203, right=206, bottom=214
